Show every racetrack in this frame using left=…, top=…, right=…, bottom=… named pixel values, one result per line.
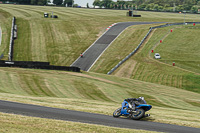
left=0, top=100, right=199, bottom=133
left=71, top=22, right=163, bottom=71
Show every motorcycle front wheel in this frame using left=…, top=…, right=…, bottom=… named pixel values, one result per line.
left=131, top=108, right=145, bottom=120
left=113, top=107, right=122, bottom=117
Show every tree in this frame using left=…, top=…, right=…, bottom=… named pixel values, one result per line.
left=145, top=4, right=154, bottom=10
left=153, top=4, right=159, bottom=11
left=158, top=6, right=164, bottom=11
left=138, top=4, right=146, bottom=10
left=13, top=0, right=31, bottom=4
left=93, top=0, right=104, bottom=8
left=64, top=0, right=74, bottom=7
left=38, top=0, right=47, bottom=5
left=102, top=0, right=112, bottom=8
left=191, top=5, right=198, bottom=13
left=176, top=5, right=184, bottom=11
left=53, top=0, right=63, bottom=5
left=31, top=0, right=47, bottom=5
left=31, top=0, right=38, bottom=5
left=93, top=0, right=101, bottom=7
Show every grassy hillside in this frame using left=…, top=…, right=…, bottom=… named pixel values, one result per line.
left=92, top=25, right=200, bottom=93
left=0, top=9, right=12, bottom=60
left=155, top=25, right=200, bottom=74
left=0, top=4, right=200, bottom=65
left=0, top=4, right=200, bottom=131
left=0, top=67, right=199, bottom=128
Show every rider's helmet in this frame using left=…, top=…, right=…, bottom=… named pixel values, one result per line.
left=138, top=97, right=146, bottom=104
left=139, top=97, right=144, bottom=100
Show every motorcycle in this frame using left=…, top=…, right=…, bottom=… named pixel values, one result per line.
left=113, top=98, right=152, bottom=120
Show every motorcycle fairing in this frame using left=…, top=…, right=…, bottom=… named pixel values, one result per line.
left=136, top=104, right=152, bottom=111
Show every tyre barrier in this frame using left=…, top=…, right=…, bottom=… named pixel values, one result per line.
left=107, top=22, right=200, bottom=75
left=0, top=61, right=80, bottom=72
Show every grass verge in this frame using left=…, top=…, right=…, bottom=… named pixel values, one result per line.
left=93, top=24, right=200, bottom=93
left=0, top=67, right=199, bottom=128
left=0, top=112, right=157, bottom=133
left=0, top=9, right=12, bottom=60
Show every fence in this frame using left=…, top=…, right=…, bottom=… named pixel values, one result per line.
left=0, top=60, right=80, bottom=72
left=8, top=17, right=16, bottom=61
left=107, top=22, right=200, bottom=75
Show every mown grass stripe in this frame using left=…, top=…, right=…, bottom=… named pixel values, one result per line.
left=130, top=62, right=139, bottom=79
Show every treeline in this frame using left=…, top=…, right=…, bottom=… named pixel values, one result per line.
left=0, top=0, right=73, bottom=6
left=2, top=0, right=200, bottom=13
left=93, top=0, right=200, bottom=13
left=0, top=0, right=46, bottom=5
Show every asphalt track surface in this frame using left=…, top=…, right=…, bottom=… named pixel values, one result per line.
left=0, top=100, right=200, bottom=133
left=71, top=22, right=163, bottom=71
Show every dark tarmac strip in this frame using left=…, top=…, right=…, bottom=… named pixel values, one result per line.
left=71, top=22, right=163, bottom=71
left=0, top=100, right=199, bottom=133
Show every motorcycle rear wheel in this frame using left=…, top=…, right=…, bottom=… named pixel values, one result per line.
left=131, top=108, right=145, bottom=120
left=113, top=107, right=122, bottom=117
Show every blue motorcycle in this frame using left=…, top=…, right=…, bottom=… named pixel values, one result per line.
left=113, top=97, right=152, bottom=120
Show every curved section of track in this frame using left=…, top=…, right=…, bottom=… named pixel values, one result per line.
left=0, top=100, right=199, bottom=133
left=71, top=22, right=163, bottom=71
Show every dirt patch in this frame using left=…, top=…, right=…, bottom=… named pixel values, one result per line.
left=114, top=60, right=137, bottom=78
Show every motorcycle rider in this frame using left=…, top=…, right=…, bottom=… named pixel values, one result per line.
left=80, top=53, right=83, bottom=58
left=113, top=96, right=151, bottom=119
left=125, top=97, right=146, bottom=112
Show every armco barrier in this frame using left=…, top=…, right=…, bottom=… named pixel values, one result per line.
left=0, top=60, right=50, bottom=66
left=0, top=61, right=80, bottom=72
left=107, top=22, right=200, bottom=75
left=107, top=28, right=152, bottom=75
left=8, top=17, right=16, bottom=61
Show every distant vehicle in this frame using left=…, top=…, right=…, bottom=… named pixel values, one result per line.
left=47, top=2, right=56, bottom=6
left=154, top=53, right=161, bottom=59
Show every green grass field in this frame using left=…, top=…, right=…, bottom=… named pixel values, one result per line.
left=0, top=67, right=199, bottom=128
left=0, top=4, right=200, bottom=132
left=92, top=25, right=200, bottom=93
left=1, top=112, right=158, bottom=133
left=0, top=4, right=200, bottom=65
left=155, top=25, right=200, bottom=74
left=0, top=9, right=11, bottom=60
